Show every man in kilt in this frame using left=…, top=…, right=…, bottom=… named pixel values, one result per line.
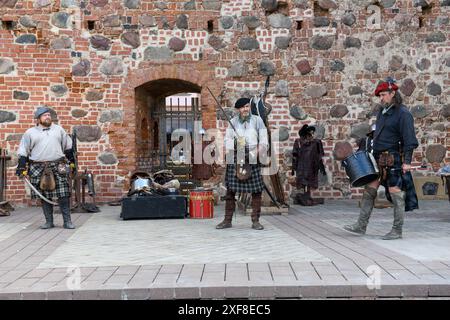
left=16, top=106, right=76, bottom=229
left=344, top=78, right=418, bottom=240
left=216, top=98, right=268, bottom=230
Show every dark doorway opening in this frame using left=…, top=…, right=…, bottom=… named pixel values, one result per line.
left=135, top=79, right=202, bottom=175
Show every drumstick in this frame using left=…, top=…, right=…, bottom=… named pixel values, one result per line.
left=390, top=165, right=427, bottom=171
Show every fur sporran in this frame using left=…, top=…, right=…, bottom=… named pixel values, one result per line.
left=377, top=152, right=394, bottom=167
left=236, top=163, right=251, bottom=181
left=39, top=164, right=56, bottom=191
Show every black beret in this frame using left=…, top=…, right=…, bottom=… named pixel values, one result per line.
left=234, top=98, right=250, bottom=109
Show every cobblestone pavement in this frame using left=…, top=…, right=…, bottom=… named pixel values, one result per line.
left=0, top=200, right=449, bottom=300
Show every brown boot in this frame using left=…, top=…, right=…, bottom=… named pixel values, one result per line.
left=217, top=190, right=235, bottom=229
left=251, top=192, right=264, bottom=230
left=216, top=220, right=232, bottom=229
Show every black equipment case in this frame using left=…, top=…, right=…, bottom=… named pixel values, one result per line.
left=120, top=195, right=187, bottom=220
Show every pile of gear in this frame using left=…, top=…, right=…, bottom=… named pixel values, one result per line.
left=128, top=170, right=181, bottom=197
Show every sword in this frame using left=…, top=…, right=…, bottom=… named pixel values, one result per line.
left=263, top=182, right=280, bottom=209
left=22, top=176, right=58, bottom=205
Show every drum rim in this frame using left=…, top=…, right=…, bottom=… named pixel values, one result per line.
left=351, top=173, right=379, bottom=187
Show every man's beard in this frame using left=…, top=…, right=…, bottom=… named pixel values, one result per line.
left=40, top=119, right=52, bottom=127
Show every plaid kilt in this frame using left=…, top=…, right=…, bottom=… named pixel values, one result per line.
left=225, top=164, right=264, bottom=193
left=28, top=162, right=71, bottom=200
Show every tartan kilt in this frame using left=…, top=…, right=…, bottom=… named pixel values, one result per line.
left=225, top=164, right=265, bottom=193
left=28, top=162, right=71, bottom=200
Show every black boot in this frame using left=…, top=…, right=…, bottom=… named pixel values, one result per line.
left=59, top=197, right=75, bottom=229
left=344, top=186, right=377, bottom=235
left=382, top=191, right=404, bottom=240
left=40, top=201, right=54, bottom=229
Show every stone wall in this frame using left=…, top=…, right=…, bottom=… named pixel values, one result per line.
left=0, top=0, right=449, bottom=205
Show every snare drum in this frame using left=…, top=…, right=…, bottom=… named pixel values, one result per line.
left=342, top=151, right=379, bottom=187
left=189, top=189, right=214, bottom=219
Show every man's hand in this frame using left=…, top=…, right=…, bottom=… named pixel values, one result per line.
left=402, top=163, right=411, bottom=174
left=16, top=168, right=27, bottom=177
left=16, top=156, right=28, bottom=178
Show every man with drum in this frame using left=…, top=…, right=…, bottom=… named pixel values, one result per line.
left=216, top=98, right=268, bottom=230
left=344, top=78, right=418, bottom=240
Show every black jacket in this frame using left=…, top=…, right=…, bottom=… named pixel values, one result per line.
left=373, top=104, right=418, bottom=164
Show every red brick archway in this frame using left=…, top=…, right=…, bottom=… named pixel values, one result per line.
left=116, top=63, right=222, bottom=181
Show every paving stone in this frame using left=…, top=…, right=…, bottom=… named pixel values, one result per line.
left=428, top=284, right=450, bottom=297
left=249, top=285, right=275, bottom=298
left=47, top=289, right=73, bottom=300
left=149, top=287, right=175, bottom=299
left=199, top=285, right=226, bottom=298
left=299, top=285, right=327, bottom=298
left=21, top=291, right=47, bottom=300
left=174, top=286, right=200, bottom=299
left=122, top=288, right=151, bottom=300
left=105, top=275, right=133, bottom=285
left=0, top=292, right=21, bottom=300
left=326, top=285, right=352, bottom=298
left=375, top=284, right=404, bottom=297
left=72, top=289, right=99, bottom=300
left=224, top=286, right=250, bottom=298
left=351, top=285, right=377, bottom=298
left=97, top=289, right=124, bottom=300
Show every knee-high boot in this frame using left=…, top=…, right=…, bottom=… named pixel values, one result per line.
left=344, top=186, right=377, bottom=235
left=216, top=190, right=234, bottom=229
left=58, top=196, right=75, bottom=229
left=382, top=191, right=404, bottom=240
left=251, top=192, right=264, bottom=230
left=40, top=201, right=54, bottom=229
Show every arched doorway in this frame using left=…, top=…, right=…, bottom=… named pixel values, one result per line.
left=135, top=79, right=202, bottom=172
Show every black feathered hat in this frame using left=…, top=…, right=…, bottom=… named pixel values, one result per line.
left=298, top=124, right=315, bottom=138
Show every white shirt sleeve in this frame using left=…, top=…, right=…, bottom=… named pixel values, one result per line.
left=224, top=119, right=236, bottom=151
left=60, top=127, right=73, bottom=151
left=17, top=130, right=32, bottom=158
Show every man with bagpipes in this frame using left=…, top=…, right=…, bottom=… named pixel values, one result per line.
left=215, top=96, right=269, bottom=230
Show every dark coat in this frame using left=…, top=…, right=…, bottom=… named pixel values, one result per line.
left=292, top=137, right=324, bottom=189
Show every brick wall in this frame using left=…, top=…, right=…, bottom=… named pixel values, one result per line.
left=0, top=0, right=449, bottom=205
